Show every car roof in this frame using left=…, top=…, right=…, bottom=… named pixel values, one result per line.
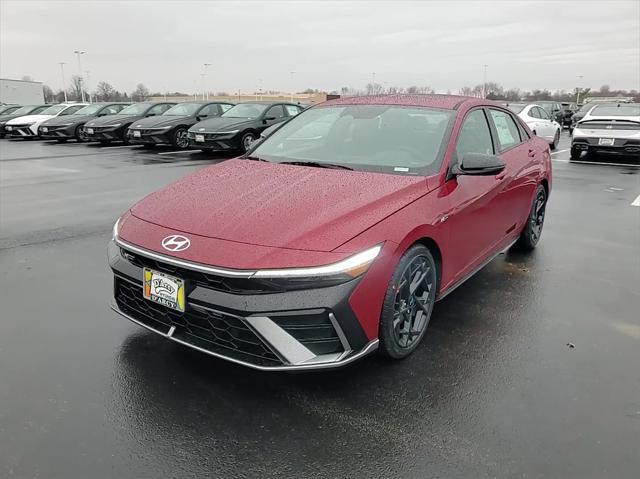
left=321, top=94, right=497, bottom=110
left=236, top=101, right=294, bottom=105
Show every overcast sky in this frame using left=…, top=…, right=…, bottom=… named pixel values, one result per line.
left=1, top=0, right=638, bottom=95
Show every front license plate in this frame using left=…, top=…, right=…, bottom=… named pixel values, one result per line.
left=598, top=138, right=615, bottom=146
left=133, top=130, right=141, bottom=138
left=195, top=134, right=205, bottom=142
left=143, top=268, right=186, bottom=312
left=41, top=127, right=48, bottom=133
left=86, top=128, right=93, bottom=134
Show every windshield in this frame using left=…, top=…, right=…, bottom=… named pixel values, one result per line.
left=590, top=104, right=640, bottom=116
left=252, top=105, right=455, bottom=175
left=0, top=105, right=19, bottom=115
left=73, top=104, right=103, bottom=115
left=222, top=103, right=268, bottom=119
left=40, top=104, right=68, bottom=115
left=162, top=103, right=202, bottom=116
left=119, top=103, right=150, bottom=115
left=506, top=104, right=526, bottom=114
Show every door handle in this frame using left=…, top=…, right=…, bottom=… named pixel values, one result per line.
left=528, top=149, right=536, bottom=157
left=495, top=171, right=507, bottom=180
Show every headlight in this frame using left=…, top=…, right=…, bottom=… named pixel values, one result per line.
left=58, top=123, right=73, bottom=126
left=112, top=217, right=122, bottom=240
left=252, top=245, right=382, bottom=279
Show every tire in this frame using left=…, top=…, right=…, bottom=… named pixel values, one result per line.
left=74, top=126, right=84, bottom=143
left=172, top=127, right=189, bottom=149
left=121, top=129, right=130, bottom=145
left=550, top=129, right=559, bottom=150
left=379, top=245, right=438, bottom=359
left=240, top=131, right=256, bottom=153
left=100, top=140, right=111, bottom=146
left=515, top=185, right=547, bottom=250
left=570, top=147, right=581, bottom=161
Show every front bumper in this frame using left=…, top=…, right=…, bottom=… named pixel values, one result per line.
left=127, top=128, right=172, bottom=145
left=108, top=239, right=376, bottom=371
left=6, top=124, right=37, bottom=138
left=39, top=125, right=76, bottom=139
left=187, top=131, right=241, bottom=150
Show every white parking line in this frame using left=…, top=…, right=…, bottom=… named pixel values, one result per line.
left=551, top=149, right=569, bottom=155
left=157, top=150, right=201, bottom=155
left=569, top=159, right=640, bottom=168
left=99, top=145, right=143, bottom=150
left=632, top=194, right=640, bottom=207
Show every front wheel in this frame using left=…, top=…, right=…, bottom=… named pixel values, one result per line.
left=515, top=185, right=547, bottom=250
left=379, top=245, right=437, bottom=359
left=172, top=127, right=189, bottom=149
left=550, top=129, right=559, bottom=150
left=75, top=126, right=85, bottom=143
left=240, top=132, right=256, bottom=153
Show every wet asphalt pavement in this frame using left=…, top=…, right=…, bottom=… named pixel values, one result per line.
left=1, top=136, right=639, bottom=478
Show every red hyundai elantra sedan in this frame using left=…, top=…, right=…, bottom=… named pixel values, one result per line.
left=109, top=95, right=551, bottom=371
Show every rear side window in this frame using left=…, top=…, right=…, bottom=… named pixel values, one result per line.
left=528, top=107, right=540, bottom=119
left=489, top=110, right=522, bottom=150
left=455, top=109, right=494, bottom=160
left=285, top=105, right=302, bottom=116
left=536, top=107, right=550, bottom=120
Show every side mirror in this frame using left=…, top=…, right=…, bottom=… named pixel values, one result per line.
left=196, top=115, right=207, bottom=121
left=146, top=113, right=156, bottom=117
left=263, top=116, right=276, bottom=122
left=452, top=153, right=506, bottom=176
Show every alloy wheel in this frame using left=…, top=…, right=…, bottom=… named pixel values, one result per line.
left=175, top=129, right=189, bottom=149
left=243, top=134, right=255, bottom=151
left=530, top=189, right=546, bottom=243
left=392, top=255, right=436, bottom=349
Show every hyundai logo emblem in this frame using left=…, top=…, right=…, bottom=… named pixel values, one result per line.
left=161, top=235, right=191, bottom=252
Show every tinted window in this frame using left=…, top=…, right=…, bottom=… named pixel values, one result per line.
left=147, top=104, right=172, bottom=115
left=252, top=105, right=455, bottom=175
left=528, top=107, right=540, bottom=119
left=536, top=107, right=550, bottom=120
left=265, top=105, right=286, bottom=119
left=285, top=105, right=302, bottom=116
left=489, top=110, right=521, bottom=150
left=455, top=109, right=494, bottom=159
left=590, top=104, right=640, bottom=116
left=197, top=104, right=220, bottom=117
left=59, top=105, right=84, bottom=115
left=222, top=103, right=268, bottom=119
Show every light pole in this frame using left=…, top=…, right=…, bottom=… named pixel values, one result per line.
left=482, top=64, right=488, bottom=99
left=85, top=70, right=91, bottom=102
left=73, top=50, right=86, bottom=102
left=576, top=75, right=584, bottom=104
left=371, top=72, right=376, bottom=94
left=202, top=63, right=211, bottom=100
left=58, top=62, right=68, bottom=102
left=290, top=71, right=296, bottom=102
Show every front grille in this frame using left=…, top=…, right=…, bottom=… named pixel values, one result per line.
left=115, top=276, right=282, bottom=366
left=121, top=247, right=287, bottom=294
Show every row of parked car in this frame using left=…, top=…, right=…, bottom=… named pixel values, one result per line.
left=0, top=100, right=306, bottom=152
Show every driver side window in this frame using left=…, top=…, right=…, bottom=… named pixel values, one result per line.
left=455, top=109, right=494, bottom=161
left=265, top=105, right=285, bottom=119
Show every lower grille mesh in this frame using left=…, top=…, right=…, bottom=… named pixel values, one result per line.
left=115, top=276, right=282, bottom=366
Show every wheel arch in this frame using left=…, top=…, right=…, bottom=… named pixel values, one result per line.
left=407, top=237, right=443, bottom=291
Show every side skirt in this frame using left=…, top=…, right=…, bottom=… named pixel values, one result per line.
left=435, top=238, right=518, bottom=302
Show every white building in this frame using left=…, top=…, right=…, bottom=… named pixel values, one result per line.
left=1, top=78, right=44, bottom=104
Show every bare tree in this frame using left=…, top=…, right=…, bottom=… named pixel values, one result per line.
left=43, top=85, right=55, bottom=103
left=95, top=81, right=117, bottom=101
left=131, top=83, right=150, bottom=102
left=68, top=75, right=87, bottom=101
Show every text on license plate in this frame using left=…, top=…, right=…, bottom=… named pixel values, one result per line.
left=598, top=138, right=615, bottom=146
left=133, top=130, right=141, bottom=137
left=143, top=268, right=185, bottom=312
left=86, top=128, right=93, bottom=134
left=195, top=134, right=205, bottom=142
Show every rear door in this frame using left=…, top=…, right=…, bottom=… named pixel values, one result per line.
left=487, top=108, right=539, bottom=235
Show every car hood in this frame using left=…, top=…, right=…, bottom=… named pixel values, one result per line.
left=130, top=116, right=190, bottom=129
left=130, top=158, right=430, bottom=252
left=6, top=114, right=54, bottom=124
left=86, top=114, right=140, bottom=127
left=0, top=113, right=28, bottom=123
left=42, top=114, right=93, bottom=126
left=189, top=117, right=253, bottom=132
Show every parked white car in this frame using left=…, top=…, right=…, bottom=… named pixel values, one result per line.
left=4, top=103, right=88, bottom=138
left=571, top=103, right=640, bottom=161
left=504, top=103, right=562, bottom=149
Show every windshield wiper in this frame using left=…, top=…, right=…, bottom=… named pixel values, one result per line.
left=279, top=160, right=353, bottom=170
left=244, top=155, right=269, bottom=162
